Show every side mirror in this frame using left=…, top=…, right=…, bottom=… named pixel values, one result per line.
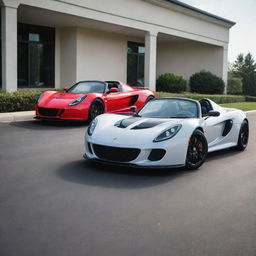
left=208, top=110, right=220, bottom=117
left=130, top=106, right=137, bottom=113
left=63, top=86, right=68, bottom=92
left=108, top=87, right=119, bottom=93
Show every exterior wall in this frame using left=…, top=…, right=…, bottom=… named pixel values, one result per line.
left=57, top=27, right=144, bottom=88
left=157, top=41, right=224, bottom=82
left=76, top=28, right=127, bottom=83
left=55, top=28, right=61, bottom=89
left=59, top=27, right=78, bottom=87
left=19, top=0, right=231, bottom=46
left=1, top=0, right=233, bottom=91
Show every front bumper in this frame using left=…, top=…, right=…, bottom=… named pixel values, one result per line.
left=84, top=136, right=188, bottom=168
left=83, top=154, right=184, bottom=169
left=35, top=106, right=89, bottom=120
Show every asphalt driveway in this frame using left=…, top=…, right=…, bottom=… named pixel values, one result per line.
left=0, top=113, right=256, bottom=256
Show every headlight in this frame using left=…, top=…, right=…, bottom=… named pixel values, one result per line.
left=37, top=93, right=43, bottom=104
left=87, top=118, right=98, bottom=136
left=68, top=96, right=86, bottom=106
left=153, top=125, right=182, bottom=142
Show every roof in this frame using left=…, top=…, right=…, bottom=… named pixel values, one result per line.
left=165, top=0, right=236, bottom=25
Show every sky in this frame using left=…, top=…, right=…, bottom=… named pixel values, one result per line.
left=184, top=0, right=256, bottom=63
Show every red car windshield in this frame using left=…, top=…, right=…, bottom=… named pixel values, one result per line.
left=67, top=81, right=106, bottom=93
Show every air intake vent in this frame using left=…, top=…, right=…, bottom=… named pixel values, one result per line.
left=38, top=107, right=64, bottom=117
left=93, top=144, right=140, bottom=162
left=222, top=119, right=233, bottom=136
left=148, top=149, right=166, bottom=161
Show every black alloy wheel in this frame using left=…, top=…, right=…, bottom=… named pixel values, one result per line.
left=186, top=130, right=208, bottom=169
left=236, top=119, right=249, bottom=151
left=88, top=99, right=104, bottom=122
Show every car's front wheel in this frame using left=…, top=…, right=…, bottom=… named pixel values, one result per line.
left=185, top=130, right=208, bottom=169
left=88, top=99, right=104, bottom=122
left=236, top=119, right=249, bottom=151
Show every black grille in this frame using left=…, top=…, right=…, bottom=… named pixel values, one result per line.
left=38, top=107, right=64, bottom=117
left=93, top=144, right=140, bottom=162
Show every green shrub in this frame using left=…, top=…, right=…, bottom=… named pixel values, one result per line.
left=245, top=96, right=256, bottom=102
left=156, top=73, right=186, bottom=93
left=0, top=90, right=43, bottom=112
left=189, top=71, right=225, bottom=94
left=227, top=77, right=243, bottom=95
left=156, top=92, right=246, bottom=104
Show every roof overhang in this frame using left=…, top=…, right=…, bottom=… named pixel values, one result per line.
left=144, top=0, right=236, bottom=28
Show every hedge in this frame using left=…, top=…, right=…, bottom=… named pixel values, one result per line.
left=156, top=92, right=246, bottom=104
left=0, top=90, right=42, bottom=112
left=1, top=90, right=256, bottom=113
left=189, top=71, right=225, bottom=94
left=245, top=96, right=256, bottom=102
left=156, top=73, right=186, bottom=93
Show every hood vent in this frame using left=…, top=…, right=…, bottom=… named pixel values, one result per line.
left=132, top=119, right=167, bottom=129
left=115, top=117, right=167, bottom=129
left=115, top=117, right=141, bottom=128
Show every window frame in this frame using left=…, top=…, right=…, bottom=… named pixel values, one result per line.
left=17, top=23, right=55, bottom=89
left=127, top=41, right=145, bottom=87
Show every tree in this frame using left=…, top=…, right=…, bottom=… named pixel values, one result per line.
left=231, top=53, right=256, bottom=95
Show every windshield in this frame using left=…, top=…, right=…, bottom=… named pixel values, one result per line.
left=67, top=81, right=106, bottom=93
left=138, top=99, right=199, bottom=118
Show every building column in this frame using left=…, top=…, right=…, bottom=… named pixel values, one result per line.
left=144, top=31, right=157, bottom=91
left=1, top=0, right=19, bottom=92
left=222, top=45, right=228, bottom=94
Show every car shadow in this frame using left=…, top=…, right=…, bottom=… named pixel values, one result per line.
left=9, top=119, right=87, bottom=130
left=206, top=148, right=243, bottom=162
left=56, top=159, right=196, bottom=189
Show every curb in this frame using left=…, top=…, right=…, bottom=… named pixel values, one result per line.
left=245, top=110, right=256, bottom=114
left=0, top=109, right=255, bottom=123
left=0, top=111, right=34, bottom=122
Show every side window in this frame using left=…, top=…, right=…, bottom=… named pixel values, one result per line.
left=107, top=82, right=122, bottom=92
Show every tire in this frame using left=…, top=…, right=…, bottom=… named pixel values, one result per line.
left=88, top=99, right=104, bottom=122
left=235, top=119, right=249, bottom=151
left=185, top=129, right=208, bottom=169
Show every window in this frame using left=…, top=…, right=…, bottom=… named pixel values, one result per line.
left=18, top=23, right=55, bottom=88
left=127, top=42, right=144, bottom=87
left=0, top=9, right=2, bottom=89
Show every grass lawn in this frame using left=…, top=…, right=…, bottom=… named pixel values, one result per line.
left=220, top=102, right=256, bottom=111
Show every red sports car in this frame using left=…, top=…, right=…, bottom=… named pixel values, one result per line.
left=35, top=80, right=155, bottom=121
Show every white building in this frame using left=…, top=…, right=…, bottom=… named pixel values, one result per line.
left=1, top=0, right=235, bottom=92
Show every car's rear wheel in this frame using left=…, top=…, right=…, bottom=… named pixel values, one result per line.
left=88, top=99, right=104, bottom=122
left=185, top=130, right=208, bottom=169
left=236, top=119, right=249, bottom=151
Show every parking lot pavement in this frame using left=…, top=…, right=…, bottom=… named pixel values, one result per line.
left=0, top=115, right=256, bottom=256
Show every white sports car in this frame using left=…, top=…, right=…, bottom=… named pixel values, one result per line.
left=84, top=98, right=249, bottom=169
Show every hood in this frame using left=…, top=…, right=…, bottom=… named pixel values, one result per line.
left=90, top=114, right=187, bottom=147
left=38, top=92, right=88, bottom=108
